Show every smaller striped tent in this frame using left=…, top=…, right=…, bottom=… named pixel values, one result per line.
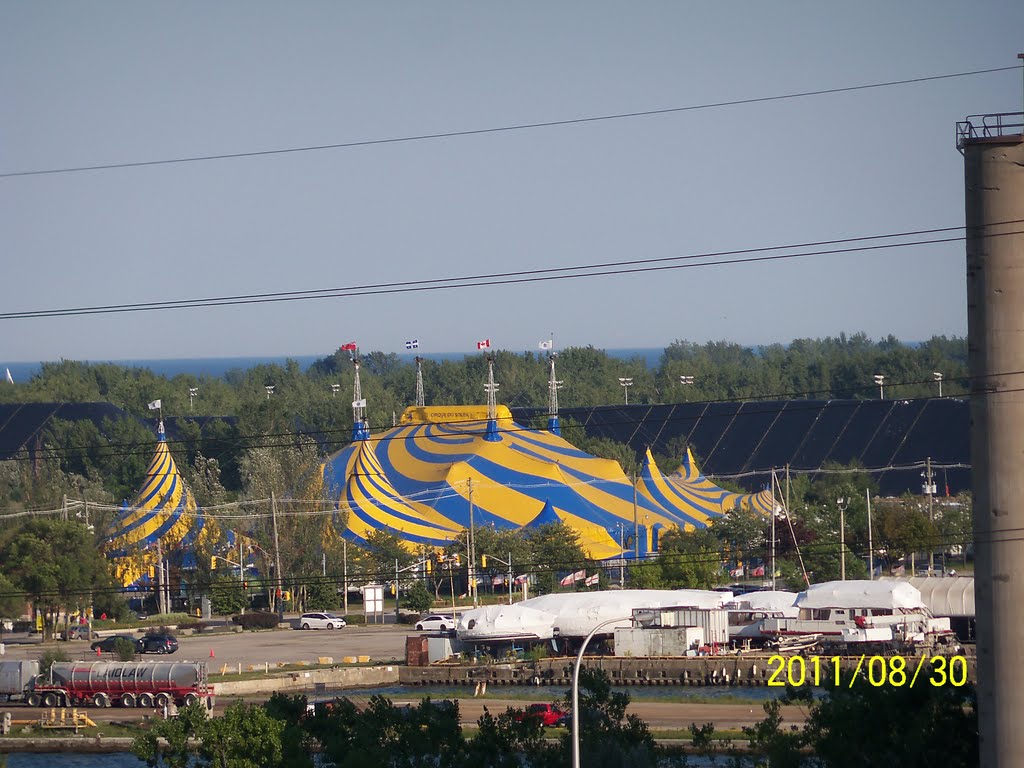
left=104, top=421, right=216, bottom=587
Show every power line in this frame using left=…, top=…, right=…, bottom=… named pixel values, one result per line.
left=3, top=222, right=1021, bottom=321
left=1, top=65, right=1017, bottom=180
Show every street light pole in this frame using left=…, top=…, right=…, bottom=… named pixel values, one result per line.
left=873, top=374, right=885, bottom=400
left=933, top=372, right=943, bottom=398
left=617, top=377, right=633, bottom=405
left=572, top=616, right=633, bottom=768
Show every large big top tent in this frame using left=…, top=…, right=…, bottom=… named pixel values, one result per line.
left=323, top=406, right=774, bottom=559
left=104, top=421, right=217, bottom=587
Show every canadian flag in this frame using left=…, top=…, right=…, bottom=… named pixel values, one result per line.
left=559, top=572, right=575, bottom=587
left=340, top=342, right=358, bottom=352
left=476, top=339, right=490, bottom=350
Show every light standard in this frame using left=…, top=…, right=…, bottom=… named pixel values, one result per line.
left=571, top=615, right=635, bottom=768
left=188, top=387, right=198, bottom=411
left=679, top=375, right=694, bottom=386
left=265, top=385, right=275, bottom=400
left=617, top=377, right=633, bottom=405
left=922, top=458, right=937, bottom=575
left=933, top=372, right=943, bottom=398
left=481, top=553, right=514, bottom=605
left=331, top=384, right=340, bottom=397
left=836, top=497, right=849, bottom=580
left=873, top=374, right=885, bottom=399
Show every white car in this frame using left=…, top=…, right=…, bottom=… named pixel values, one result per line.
left=297, top=613, right=346, bottom=630
left=415, top=614, right=455, bottom=632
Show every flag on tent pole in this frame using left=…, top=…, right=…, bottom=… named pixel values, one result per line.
left=405, top=339, right=420, bottom=350
left=340, top=342, right=358, bottom=351
left=584, top=573, right=599, bottom=586
left=476, top=339, right=491, bottom=350
left=4, top=368, right=13, bottom=384
left=147, top=400, right=162, bottom=410
left=352, top=399, right=367, bottom=408
left=539, top=339, right=553, bottom=351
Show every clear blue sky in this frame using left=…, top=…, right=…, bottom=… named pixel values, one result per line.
left=1, top=2, right=1021, bottom=363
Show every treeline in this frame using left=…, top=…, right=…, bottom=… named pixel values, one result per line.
left=0, top=333, right=966, bottom=507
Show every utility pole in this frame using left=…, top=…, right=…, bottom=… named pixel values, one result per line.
left=468, top=478, right=477, bottom=606
left=925, top=457, right=936, bottom=575
left=395, top=559, right=400, bottom=619
left=632, top=473, right=639, bottom=566
left=343, top=538, right=349, bottom=616
left=617, top=523, right=625, bottom=587
left=837, top=497, right=848, bottom=581
left=770, top=469, right=777, bottom=589
left=271, top=493, right=283, bottom=620
left=507, top=552, right=513, bottom=606
left=867, top=488, right=874, bottom=580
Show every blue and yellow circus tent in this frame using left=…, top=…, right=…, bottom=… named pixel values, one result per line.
left=104, top=421, right=217, bottom=587
left=324, top=406, right=774, bottom=559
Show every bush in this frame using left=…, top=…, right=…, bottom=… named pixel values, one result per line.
left=39, top=647, right=69, bottom=674
left=397, top=613, right=419, bottom=625
left=114, top=637, right=138, bottom=661
left=342, top=614, right=366, bottom=625
left=178, top=621, right=208, bottom=633
left=231, top=612, right=279, bottom=630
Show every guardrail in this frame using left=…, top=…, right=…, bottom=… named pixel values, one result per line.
left=956, top=112, right=1024, bottom=152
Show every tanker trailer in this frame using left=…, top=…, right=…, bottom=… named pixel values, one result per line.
left=28, top=660, right=213, bottom=709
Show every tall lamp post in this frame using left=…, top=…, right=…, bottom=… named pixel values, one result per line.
left=571, top=616, right=633, bottom=768
left=617, top=377, right=633, bottom=405
left=188, top=387, right=198, bottom=411
left=265, top=385, right=275, bottom=400
left=873, top=374, right=885, bottom=399
left=933, top=372, right=943, bottom=398
left=331, top=384, right=340, bottom=397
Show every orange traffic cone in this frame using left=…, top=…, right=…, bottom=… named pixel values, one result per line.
left=209, top=648, right=215, bottom=659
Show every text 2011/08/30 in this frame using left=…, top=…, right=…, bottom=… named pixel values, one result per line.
left=766, top=654, right=970, bottom=688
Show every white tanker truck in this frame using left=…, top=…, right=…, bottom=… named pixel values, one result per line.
left=0, top=660, right=213, bottom=709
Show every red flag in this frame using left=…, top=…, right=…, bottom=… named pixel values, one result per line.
left=340, top=342, right=357, bottom=352
left=476, top=339, right=490, bottom=350
left=559, top=573, right=574, bottom=587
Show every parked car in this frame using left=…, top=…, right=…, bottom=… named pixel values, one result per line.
left=515, top=703, right=568, bottom=727
left=415, top=614, right=455, bottom=632
left=65, top=625, right=91, bottom=641
left=297, top=613, right=346, bottom=630
left=90, top=634, right=139, bottom=654
left=137, top=633, right=179, bottom=654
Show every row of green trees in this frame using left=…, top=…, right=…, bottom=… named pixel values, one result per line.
left=130, top=667, right=978, bottom=768
left=0, top=334, right=966, bottom=505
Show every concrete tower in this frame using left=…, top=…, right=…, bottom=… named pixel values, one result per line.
left=958, top=106, right=1024, bottom=767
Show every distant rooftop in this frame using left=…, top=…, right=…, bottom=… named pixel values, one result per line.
left=956, top=112, right=1024, bottom=152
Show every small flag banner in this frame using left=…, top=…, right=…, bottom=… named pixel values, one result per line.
left=341, top=342, right=358, bottom=351
left=751, top=566, right=766, bottom=577
left=584, top=573, right=599, bottom=587
left=559, top=572, right=574, bottom=587
left=476, top=339, right=490, bottom=350
left=729, top=567, right=744, bottom=578
left=147, top=400, right=162, bottom=410
left=352, top=399, right=367, bottom=408
left=405, top=339, right=420, bottom=350
left=572, top=569, right=586, bottom=582
left=492, top=575, right=505, bottom=586
left=514, top=574, right=529, bottom=585
left=539, top=339, right=553, bottom=350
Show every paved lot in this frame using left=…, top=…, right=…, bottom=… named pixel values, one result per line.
left=1, top=624, right=413, bottom=668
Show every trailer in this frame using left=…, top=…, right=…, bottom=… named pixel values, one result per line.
left=26, top=661, right=213, bottom=709
left=0, top=661, right=41, bottom=703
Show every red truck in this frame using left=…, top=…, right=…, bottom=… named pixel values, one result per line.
left=515, top=703, right=568, bottom=727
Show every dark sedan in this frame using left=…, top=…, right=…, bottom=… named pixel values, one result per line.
left=89, top=634, right=139, bottom=654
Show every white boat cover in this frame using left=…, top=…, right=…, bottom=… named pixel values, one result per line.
left=725, top=591, right=799, bottom=615
left=795, top=580, right=926, bottom=611
left=896, top=577, right=974, bottom=618
left=457, top=589, right=730, bottom=642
